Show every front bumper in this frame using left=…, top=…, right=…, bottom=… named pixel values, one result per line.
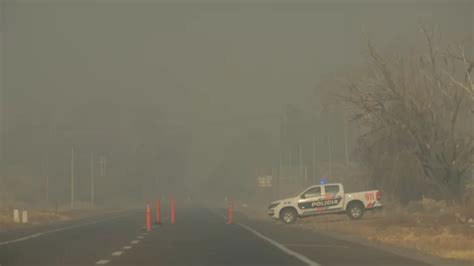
left=268, top=209, right=275, bottom=216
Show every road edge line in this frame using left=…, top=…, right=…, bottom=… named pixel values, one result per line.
left=237, top=222, right=320, bottom=266
left=0, top=212, right=132, bottom=246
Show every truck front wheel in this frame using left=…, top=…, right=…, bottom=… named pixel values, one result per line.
left=347, top=202, right=364, bottom=220
left=280, top=208, right=297, bottom=224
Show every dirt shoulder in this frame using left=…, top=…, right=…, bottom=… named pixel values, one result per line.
left=237, top=200, right=474, bottom=265
left=0, top=207, right=121, bottom=231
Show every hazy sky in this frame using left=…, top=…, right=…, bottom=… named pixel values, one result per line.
left=3, top=0, right=473, bottom=184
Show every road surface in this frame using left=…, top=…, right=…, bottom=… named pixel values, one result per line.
left=0, top=205, right=437, bottom=266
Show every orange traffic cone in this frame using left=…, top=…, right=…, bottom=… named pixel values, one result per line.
left=227, top=201, right=233, bottom=224
left=170, top=198, right=175, bottom=225
left=155, top=199, right=161, bottom=225
left=146, top=203, right=152, bottom=231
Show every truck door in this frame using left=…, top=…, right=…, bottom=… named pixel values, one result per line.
left=322, top=184, right=344, bottom=211
left=297, top=186, right=325, bottom=215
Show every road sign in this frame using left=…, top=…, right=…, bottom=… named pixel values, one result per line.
left=257, top=175, right=272, bottom=188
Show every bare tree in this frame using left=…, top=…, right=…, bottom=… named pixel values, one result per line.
left=341, top=27, right=473, bottom=202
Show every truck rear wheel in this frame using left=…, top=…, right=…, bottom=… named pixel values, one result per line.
left=280, top=208, right=297, bottom=224
left=347, top=202, right=364, bottom=220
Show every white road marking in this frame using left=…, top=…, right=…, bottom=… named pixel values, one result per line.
left=284, top=243, right=349, bottom=248
left=131, top=240, right=139, bottom=244
left=0, top=212, right=132, bottom=246
left=138, top=236, right=144, bottom=239
left=237, top=223, right=320, bottom=266
left=96, top=259, right=110, bottom=264
left=123, top=246, right=132, bottom=250
left=112, top=251, right=123, bottom=256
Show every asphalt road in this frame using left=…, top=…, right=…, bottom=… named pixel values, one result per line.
left=0, top=205, right=438, bottom=266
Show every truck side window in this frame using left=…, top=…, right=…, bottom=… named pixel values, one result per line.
left=325, top=185, right=340, bottom=195
left=303, top=187, right=321, bottom=198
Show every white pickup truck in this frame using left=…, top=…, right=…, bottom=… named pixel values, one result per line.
left=268, top=183, right=382, bottom=224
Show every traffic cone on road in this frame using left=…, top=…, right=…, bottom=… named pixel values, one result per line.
left=227, top=201, right=233, bottom=224
left=155, top=199, right=161, bottom=225
left=170, top=198, right=175, bottom=225
left=146, top=203, right=152, bottom=232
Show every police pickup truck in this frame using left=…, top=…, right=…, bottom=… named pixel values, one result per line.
left=268, top=183, right=382, bottom=224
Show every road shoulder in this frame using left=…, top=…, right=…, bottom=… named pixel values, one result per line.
left=237, top=208, right=470, bottom=266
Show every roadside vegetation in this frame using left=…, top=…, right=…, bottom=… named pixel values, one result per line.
left=317, top=27, right=474, bottom=262
left=322, top=25, right=474, bottom=204
left=0, top=205, right=95, bottom=228
left=240, top=25, right=473, bottom=263
left=239, top=196, right=474, bottom=262
left=296, top=198, right=474, bottom=262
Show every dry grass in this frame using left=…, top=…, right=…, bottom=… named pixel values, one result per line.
left=0, top=209, right=72, bottom=228
left=240, top=199, right=474, bottom=263
left=300, top=200, right=474, bottom=263
left=0, top=214, right=12, bottom=225
left=369, top=225, right=474, bottom=261
left=0, top=207, right=105, bottom=228
left=27, top=210, right=72, bottom=224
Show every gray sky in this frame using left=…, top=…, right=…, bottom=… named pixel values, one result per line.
left=3, top=0, right=473, bottom=186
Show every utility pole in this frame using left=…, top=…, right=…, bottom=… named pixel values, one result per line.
left=70, top=147, right=74, bottom=209
left=288, top=151, right=292, bottom=185
left=271, top=161, right=275, bottom=199
left=469, top=2, right=474, bottom=182
left=327, top=111, right=332, bottom=177
left=44, top=152, right=49, bottom=203
left=299, top=144, right=303, bottom=188
left=99, top=156, right=103, bottom=177
left=278, top=151, right=282, bottom=198
left=344, top=121, right=349, bottom=166
left=278, top=106, right=284, bottom=200
left=312, top=135, right=316, bottom=184
left=99, top=156, right=104, bottom=177
left=304, top=166, right=308, bottom=186
left=102, top=156, right=107, bottom=177
left=0, top=0, right=6, bottom=207
left=90, top=152, right=95, bottom=206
